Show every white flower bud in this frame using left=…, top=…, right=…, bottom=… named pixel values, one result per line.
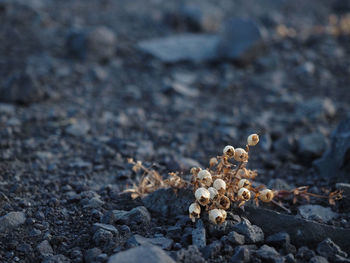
left=223, top=145, right=235, bottom=157
left=195, top=187, right=210, bottom=206
left=189, top=203, right=201, bottom=222
left=234, top=148, right=248, bottom=162
left=247, top=134, right=259, bottom=146
left=209, top=209, right=224, bottom=224
left=197, top=170, right=213, bottom=187
left=259, top=189, right=274, bottom=202
left=238, top=179, right=251, bottom=189
left=208, top=187, right=218, bottom=200
left=237, top=187, right=251, bottom=201
left=213, top=179, right=226, bottom=194
left=209, top=157, right=218, bottom=167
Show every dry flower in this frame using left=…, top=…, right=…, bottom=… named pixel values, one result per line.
left=238, top=187, right=251, bottom=201
left=195, top=187, right=210, bottom=206
left=189, top=203, right=201, bottom=222
left=234, top=148, right=248, bottom=162
left=209, top=209, right=225, bottom=224
left=213, top=179, right=226, bottom=194
left=208, top=187, right=219, bottom=200
left=238, top=179, right=251, bottom=189
left=247, top=134, right=259, bottom=146
left=259, top=189, right=274, bottom=202
left=223, top=145, right=235, bottom=157
left=197, top=170, right=213, bottom=187
left=218, top=195, right=230, bottom=210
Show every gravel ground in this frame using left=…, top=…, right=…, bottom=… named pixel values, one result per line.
left=0, top=0, right=350, bottom=262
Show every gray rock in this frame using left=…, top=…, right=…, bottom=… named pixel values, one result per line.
left=86, top=26, right=116, bottom=61
left=37, top=240, right=53, bottom=257
left=268, top=178, right=293, bottom=190
left=92, top=223, right=119, bottom=235
left=227, top=231, right=245, bottom=245
left=336, top=183, right=350, bottom=211
left=137, top=34, right=219, bottom=63
left=230, top=246, right=250, bottom=263
left=104, top=206, right=151, bottom=226
left=176, top=245, right=204, bottom=263
left=208, top=220, right=235, bottom=237
left=65, top=120, right=90, bottom=137
left=296, top=246, right=316, bottom=260
left=0, top=211, right=26, bottom=232
left=108, top=244, right=175, bottom=263
left=216, top=18, right=265, bottom=62
left=244, top=206, right=350, bottom=253
left=192, top=219, right=206, bottom=249
left=298, top=133, right=328, bottom=159
left=317, top=238, right=348, bottom=259
left=0, top=72, right=45, bottom=104
left=284, top=253, right=296, bottom=263
left=84, top=248, right=102, bottom=263
left=143, top=188, right=193, bottom=217
left=130, top=234, right=173, bottom=250
left=310, top=256, right=329, bottom=263
left=266, top=232, right=290, bottom=248
left=202, top=240, right=222, bottom=259
left=42, top=254, right=70, bottom=263
left=255, top=245, right=280, bottom=261
left=335, top=255, right=350, bottom=263
left=314, top=117, right=350, bottom=181
left=296, top=98, right=336, bottom=121
left=232, top=219, right=264, bottom=244
left=298, top=205, right=338, bottom=223
left=93, top=229, right=113, bottom=246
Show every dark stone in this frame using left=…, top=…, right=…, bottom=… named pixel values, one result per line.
left=296, top=98, right=336, bottom=121
left=202, top=240, right=222, bottom=259
left=317, top=238, right=348, bottom=259
left=230, top=246, right=250, bottom=263
left=298, top=133, right=328, bottom=160
left=192, top=219, right=206, bottom=249
left=216, top=18, right=265, bottom=63
left=284, top=253, right=296, bottom=263
left=336, top=183, right=350, bottom=211
left=227, top=231, right=245, bottom=245
left=296, top=246, right=316, bottom=260
left=129, top=234, right=174, bottom=250
left=314, top=117, right=350, bottom=182
left=42, top=254, right=70, bottom=263
left=142, top=188, right=193, bottom=217
left=103, top=206, right=151, bottom=227
left=0, top=72, right=45, bottom=104
left=231, top=219, right=264, bottom=244
left=92, top=223, right=119, bottom=235
left=93, top=229, right=114, bottom=246
left=255, top=245, right=280, bottom=262
left=137, top=34, right=219, bottom=63
left=176, top=245, right=204, bottom=263
left=310, top=256, right=329, bottom=263
left=37, top=240, right=53, bottom=257
left=266, top=232, right=290, bottom=248
left=244, top=206, right=350, bottom=253
left=208, top=220, right=235, bottom=237
left=66, top=29, right=87, bottom=59
left=84, top=248, right=102, bottom=263
left=0, top=211, right=26, bottom=232
left=108, top=244, right=176, bottom=263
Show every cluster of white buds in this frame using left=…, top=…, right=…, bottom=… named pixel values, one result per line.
left=189, top=133, right=276, bottom=224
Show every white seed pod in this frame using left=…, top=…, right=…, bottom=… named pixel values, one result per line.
left=247, top=134, right=259, bottom=146
left=219, top=209, right=227, bottom=221
left=197, top=170, right=213, bottom=187
left=209, top=209, right=224, bottom=224
left=238, top=179, right=251, bottom=189
left=237, top=187, right=251, bottom=201
left=208, top=187, right=219, bottom=200
left=218, top=195, right=230, bottom=210
left=195, top=187, right=210, bottom=206
left=213, top=179, right=226, bottom=194
left=209, top=157, right=218, bottom=167
left=189, top=203, right=201, bottom=222
left=223, top=145, right=235, bottom=157
left=259, top=189, right=274, bottom=202
left=234, top=148, right=248, bottom=162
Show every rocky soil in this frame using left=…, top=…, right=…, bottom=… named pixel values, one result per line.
left=0, top=0, right=350, bottom=262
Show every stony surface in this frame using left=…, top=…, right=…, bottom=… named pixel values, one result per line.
left=297, top=204, right=338, bottom=223
left=0, top=0, right=350, bottom=262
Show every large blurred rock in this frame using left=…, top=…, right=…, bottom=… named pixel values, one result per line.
left=66, top=26, right=116, bottom=62
left=244, top=206, right=350, bottom=253
left=137, top=34, right=218, bottom=63
left=216, top=18, right=265, bottom=63
left=314, top=117, right=350, bottom=182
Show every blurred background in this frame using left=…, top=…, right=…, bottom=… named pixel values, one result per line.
left=0, top=0, right=349, bottom=189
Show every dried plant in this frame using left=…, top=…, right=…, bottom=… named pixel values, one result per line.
left=124, top=134, right=343, bottom=224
